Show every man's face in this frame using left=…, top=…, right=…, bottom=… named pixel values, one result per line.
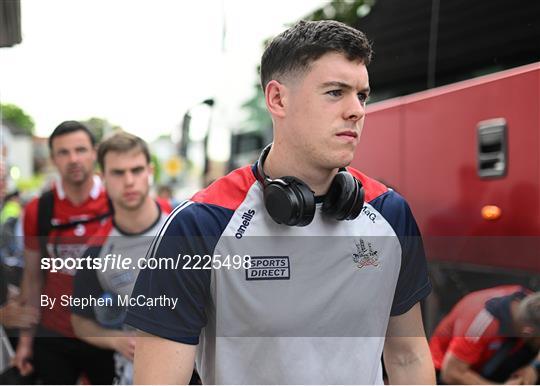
left=50, top=131, right=96, bottom=186
left=281, top=52, right=370, bottom=169
left=103, top=149, right=152, bottom=211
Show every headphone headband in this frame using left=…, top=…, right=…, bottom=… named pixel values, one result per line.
left=256, top=143, right=273, bottom=187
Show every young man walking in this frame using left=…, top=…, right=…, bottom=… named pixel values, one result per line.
left=128, top=20, right=435, bottom=384
left=15, top=121, right=114, bottom=384
left=71, top=132, right=168, bottom=384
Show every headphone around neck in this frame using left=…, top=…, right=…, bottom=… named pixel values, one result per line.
left=256, top=144, right=364, bottom=226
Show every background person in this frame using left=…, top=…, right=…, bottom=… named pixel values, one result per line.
left=0, top=190, right=24, bottom=269
left=71, top=132, right=168, bottom=385
left=14, top=121, right=114, bottom=384
left=156, top=184, right=178, bottom=212
left=430, top=285, right=540, bottom=384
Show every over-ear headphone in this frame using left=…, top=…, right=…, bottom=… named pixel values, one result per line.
left=256, top=144, right=364, bottom=226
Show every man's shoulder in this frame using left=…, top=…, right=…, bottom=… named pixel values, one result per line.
left=347, top=168, right=422, bottom=239
left=347, top=167, right=411, bottom=213
left=191, top=165, right=257, bottom=210
left=30, top=184, right=109, bottom=213
left=463, top=308, right=501, bottom=340
left=450, top=286, right=521, bottom=336
left=22, top=189, right=55, bottom=230
left=25, top=186, right=57, bottom=207
left=157, top=200, right=236, bottom=238
left=463, top=285, right=526, bottom=306
left=155, top=166, right=255, bottom=238
left=346, top=167, right=389, bottom=203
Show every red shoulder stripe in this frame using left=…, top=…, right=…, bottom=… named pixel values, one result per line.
left=191, top=166, right=256, bottom=211
left=347, top=168, right=388, bottom=203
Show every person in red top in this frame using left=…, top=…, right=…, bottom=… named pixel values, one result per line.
left=14, top=121, right=115, bottom=384
left=430, top=285, right=540, bottom=384
left=155, top=185, right=175, bottom=213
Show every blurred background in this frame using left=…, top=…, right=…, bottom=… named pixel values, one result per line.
left=1, top=0, right=540, bottom=331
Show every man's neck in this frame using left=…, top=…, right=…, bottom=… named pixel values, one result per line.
left=61, top=176, right=95, bottom=206
left=264, top=143, right=337, bottom=196
left=114, top=197, right=159, bottom=234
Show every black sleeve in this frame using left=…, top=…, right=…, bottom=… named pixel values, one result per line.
left=372, top=190, right=432, bottom=316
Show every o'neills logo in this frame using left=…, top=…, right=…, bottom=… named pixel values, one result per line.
left=235, top=209, right=255, bottom=239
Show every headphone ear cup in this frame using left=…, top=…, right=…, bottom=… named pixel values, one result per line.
left=263, top=176, right=315, bottom=226
left=348, top=178, right=364, bottom=220
left=322, top=172, right=364, bottom=221
left=288, top=177, right=316, bottom=226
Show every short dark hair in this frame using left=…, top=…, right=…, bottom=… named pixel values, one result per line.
left=97, top=131, right=151, bottom=171
left=48, top=120, right=96, bottom=151
left=260, top=20, right=372, bottom=90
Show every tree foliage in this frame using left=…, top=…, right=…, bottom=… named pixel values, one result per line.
left=307, top=0, right=374, bottom=25
left=0, top=103, right=35, bottom=136
left=82, top=117, right=121, bottom=143
left=150, top=153, right=162, bottom=184
left=240, top=80, right=272, bottom=134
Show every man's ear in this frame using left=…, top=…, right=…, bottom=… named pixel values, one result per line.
left=265, top=80, right=287, bottom=119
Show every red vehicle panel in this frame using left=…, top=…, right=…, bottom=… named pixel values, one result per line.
left=354, top=62, right=540, bottom=273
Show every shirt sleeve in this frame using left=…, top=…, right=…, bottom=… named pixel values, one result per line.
left=371, top=190, right=432, bottom=316
left=125, top=201, right=233, bottom=345
left=447, top=336, right=488, bottom=365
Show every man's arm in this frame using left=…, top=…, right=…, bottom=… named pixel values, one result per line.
left=383, top=303, right=435, bottom=384
left=440, top=352, right=494, bottom=384
left=133, top=330, right=196, bottom=384
left=71, top=314, right=136, bottom=361
left=126, top=203, right=219, bottom=384
left=0, top=299, right=39, bottom=328
left=13, top=248, right=43, bottom=375
left=507, top=349, right=540, bottom=385
left=19, top=249, right=44, bottom=309
left=71, top=248, right=136, bottom=357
